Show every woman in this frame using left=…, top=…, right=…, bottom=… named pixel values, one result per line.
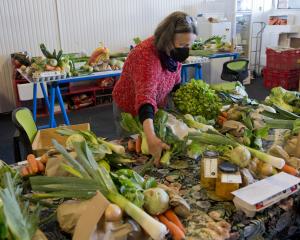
left=112, top=11, right=197, bottom=165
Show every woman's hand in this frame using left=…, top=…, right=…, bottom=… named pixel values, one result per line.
left=147, top=134, right=170, bottom=166
left=143, top=119, right=170, bottom=166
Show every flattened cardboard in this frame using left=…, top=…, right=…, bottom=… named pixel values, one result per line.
left=32, top=123, right=90, bottom=156
left=73, top=191, right=110, bottom=240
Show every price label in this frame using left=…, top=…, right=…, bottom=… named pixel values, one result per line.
left=221, top=173, right=242, bottom=184
left=204, top=158, right=218, bottom=178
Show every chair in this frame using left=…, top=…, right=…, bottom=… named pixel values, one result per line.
left=12, top=107, right=38, bottom=162
left=221, top=59, right=249, bottom=83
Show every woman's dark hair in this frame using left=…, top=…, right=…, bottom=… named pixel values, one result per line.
left=154, top=11, right=197, bottom=55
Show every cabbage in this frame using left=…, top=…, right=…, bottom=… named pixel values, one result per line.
left=66, top=134, right=85, bottom=150
left=143, top=188, right=169, bottom=215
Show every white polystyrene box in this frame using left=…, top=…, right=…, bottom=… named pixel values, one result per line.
left=17, top=82, right=47, bottom=101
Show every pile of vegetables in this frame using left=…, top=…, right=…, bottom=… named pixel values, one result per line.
left=30, top=140, right=169, bottom=240
left=191, top=36, right=232, bottom=56
left=265, top=87, right=300, bottom=115
left=19, top=43, right=77, bottom=78
left=56, top=127, right=134, bottom=168
left=173, top=79, right=222, bottom=119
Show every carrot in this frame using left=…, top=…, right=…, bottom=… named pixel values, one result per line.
left=221, top=111, right=228, bottom=118
left=218, top=115, right=227, bottom=122
left=158, top=215, right=185, bottom=240
left=55, top=66, right=62, bottom=71
left=21, top=166, right=29, bottom=177
left=127, top=139, right=136, bottom=152
left=40, top=153, right=48, bottom=164
left=135, top=135, right=142, bottom=153
left=27, top=154, right=38, bottom=173
left=282, top=164, right=299, bottom=176
left=37, top=160, right=45, bottom=172
left=45, top=64, right=56, bottom=71
left=164, top=209, right=185, bottom=234
left=27, top=166, right=34, bottom=175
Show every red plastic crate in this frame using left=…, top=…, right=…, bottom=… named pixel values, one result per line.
left=266, top=48, right=300, bottom=71
left=263, top=68, right=299, bottom=90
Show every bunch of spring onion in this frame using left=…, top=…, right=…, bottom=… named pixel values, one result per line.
left=56, top=128, right=134, bottom=166
left=30, top=140, right=168, bottom=240
left=154, top=110, right=187, bottom=166
left=120, top=112, right=149, bottom=154
left=0, top=172, right=40, bottom=240
left=189, top=132, right=285, bottom=169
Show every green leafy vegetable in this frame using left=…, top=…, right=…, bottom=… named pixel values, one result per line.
left=173, top=79, right=222, bottom=119
left=265, top=87, right=300, bottom=114
left=112, top=169, right=157, bottom=208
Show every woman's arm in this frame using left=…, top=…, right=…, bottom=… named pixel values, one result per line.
left=143, top=119, right=169, bottom=166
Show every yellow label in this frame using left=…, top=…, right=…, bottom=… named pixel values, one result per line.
left=204, top=158, right=218, bottom=178
left=221, top=173, right=242, bottom=183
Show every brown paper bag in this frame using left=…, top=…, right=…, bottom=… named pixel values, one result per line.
left=57, top=199, right=91, bottom=234
left=73, top=191, right=110, bottom=240
left=45, top=152, right=77, bottom=177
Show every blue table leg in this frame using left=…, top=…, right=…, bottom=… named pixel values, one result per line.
left=198, top=65, right=203, bottom=79
left=33, top=82, right=37, bottom=122
left=194, top=64, right=203, bottom=80
left=183, top=67, right=189, bottom=83
left=55, top=85, right=70, bottom=125
left=181, top=67, right=185, bottom=83
left=40, top=82, right=50, bottom=111
left=49, top=84, right=56, bottom=128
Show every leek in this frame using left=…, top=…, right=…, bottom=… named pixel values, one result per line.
left=246, top=147, right=285, bottom=169
left=160, top=150, right=172, bottom=166
left=30, top=140, right=167, bottom=240
left=265, top=119, right=294, bottom=130
left=183, top=114, right=217, bottom=132
left=0, top=173, right=40, bottom=240
left=120, top=113, right=149, bottom=155
left=189, top=132, right=286, bottom=169
left=97, top=138, right=125, bottom=155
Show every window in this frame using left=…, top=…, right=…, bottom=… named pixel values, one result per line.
left=278, top=0, right=300, bottom=9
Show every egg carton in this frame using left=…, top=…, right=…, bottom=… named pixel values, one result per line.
left=18, top=69, right=67, bottom=83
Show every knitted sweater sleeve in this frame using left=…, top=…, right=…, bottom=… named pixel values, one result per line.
left=133, top=50, right=160, bottom=113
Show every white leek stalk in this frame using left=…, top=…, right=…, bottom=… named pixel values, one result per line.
left=97, top=138, right=125, bottom=155
left=246, top=147, right=285, bottom=169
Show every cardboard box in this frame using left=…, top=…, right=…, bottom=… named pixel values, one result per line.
left=232, top=172, right=300, bottom=217
left=32, top=123, right=90, bottom=156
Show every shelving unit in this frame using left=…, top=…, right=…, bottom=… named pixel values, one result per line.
left=11, top=55, right=117, bottom=116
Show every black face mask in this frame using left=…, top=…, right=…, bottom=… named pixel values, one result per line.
left=170, top=47, right=189, bottom=63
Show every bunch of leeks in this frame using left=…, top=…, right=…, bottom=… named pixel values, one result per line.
left=0, top=172, right=40, bottom=240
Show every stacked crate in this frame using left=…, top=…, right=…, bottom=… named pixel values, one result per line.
left=263, top=48, right=300, bottom=90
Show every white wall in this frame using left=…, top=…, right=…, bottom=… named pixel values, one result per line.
left=0, top=0, right=235, bottom=113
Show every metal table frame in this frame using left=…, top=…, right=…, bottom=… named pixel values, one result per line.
left=29, top=52, right=239, bottom=128
left=181, top=52, right=239, bottom=83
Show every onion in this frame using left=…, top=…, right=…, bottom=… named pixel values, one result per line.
left=229, top=145, right=251, bottom=168
left=105, top=203, right=123, bottom=222
left=143, top=188, right=169, bottom=215
left=259, top=163, right=273, bottom=177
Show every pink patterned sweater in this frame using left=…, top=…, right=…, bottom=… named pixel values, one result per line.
left=112, top=37, right=181, bottom=116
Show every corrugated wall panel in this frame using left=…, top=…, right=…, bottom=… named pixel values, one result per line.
left=0, top=0, right=235, bottom=113
left=57, top=0, right=236, bottom=54
left=0, top=0, right=60, bottom=113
